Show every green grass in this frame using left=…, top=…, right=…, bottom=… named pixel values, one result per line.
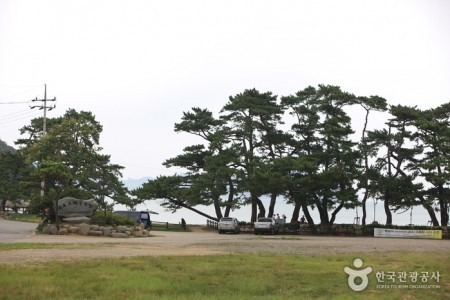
left=0, top=243, right=118, bottom=251
left=3, top=213, right=40, bottom=223
left=0, top=252, right=448, bottom=299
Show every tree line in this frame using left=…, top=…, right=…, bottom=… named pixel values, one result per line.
left=0, top=85, right=449, bottom=227
left=134, top=85, right=449, bottom=227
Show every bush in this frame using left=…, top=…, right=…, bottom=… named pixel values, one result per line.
left=89, top=211, right=135, bottom=226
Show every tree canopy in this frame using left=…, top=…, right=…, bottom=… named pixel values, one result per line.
left=135, top=85, right=449, bottom=227
left=2, top=86, right=448, bottom=228
left=14, top=109, right=130, bottom=221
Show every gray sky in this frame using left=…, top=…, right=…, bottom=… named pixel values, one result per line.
left=1, top=0, right=449, bottom=180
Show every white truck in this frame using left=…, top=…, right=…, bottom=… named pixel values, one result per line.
left=218, top=217, right=240, bottom=234
left=254, top=217, right=279, bottom=235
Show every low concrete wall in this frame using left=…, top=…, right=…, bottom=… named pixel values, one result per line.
left=42, top=223, right=150, bottom=238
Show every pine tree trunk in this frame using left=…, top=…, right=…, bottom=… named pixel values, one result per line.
left=268, top=193, right=277, bottom=218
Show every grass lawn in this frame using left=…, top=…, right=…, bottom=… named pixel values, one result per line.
left=3, top=213, right=41, bottom=223
left=0, top=251, right=448, bottom=299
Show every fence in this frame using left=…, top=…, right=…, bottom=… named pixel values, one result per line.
left=207, top=219, right=218, bottom=229
left=150, top=220, right=185, bottom=231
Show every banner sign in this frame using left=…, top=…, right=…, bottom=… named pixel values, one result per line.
left=374, top=228, right=442, bottom=239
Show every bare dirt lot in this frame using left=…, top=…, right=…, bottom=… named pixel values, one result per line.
left=1, top=227, right=449, bottom=264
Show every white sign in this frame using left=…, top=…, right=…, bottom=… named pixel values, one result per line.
left=374, top=228, right=442, bottom=239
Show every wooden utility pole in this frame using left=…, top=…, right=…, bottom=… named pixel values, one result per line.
left=30, top=84, right=56, bottom=196
left=30, top=84, right=56, bottom=136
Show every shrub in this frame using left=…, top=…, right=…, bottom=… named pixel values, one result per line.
left=89, top=211, right=135, bottom=226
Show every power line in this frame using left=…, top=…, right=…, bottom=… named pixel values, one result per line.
left=0, top=101, right=31, bottom=104
left=0, top=85, right=43, bottom=102
left=0, top=108, right=36, bottom=119
left=0, top=111, right=42, bottom=125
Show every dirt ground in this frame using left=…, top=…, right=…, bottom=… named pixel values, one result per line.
left=1, top=227, right=449, bottom=264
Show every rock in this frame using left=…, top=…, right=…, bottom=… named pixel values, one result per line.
left=133, top=230, right=143, bottom=237
left=63, top=217, right=91, bottom=224
left=125, top=230, right=132, bottom=236
left=88, top=230, right=103, bottom=236
left=57, top=197, right=97, bottom=218
left=143, top=230, right=149, bottom=237
left=102, top=227, right=112, bottom=236
left=48, top=225, right=58, bottom=235
left=42, top=226, right=49, bottom=234
left=117, top=226, right=127, bottom=233
left=111, top=233, right=128, bottom=238
left=79, top=223, right=91, bottom=236
left=58, top=228, right=68, bottom=235
left=68, top=227, right=79, bottom=234
left=90, top=225, right=99, bottom=231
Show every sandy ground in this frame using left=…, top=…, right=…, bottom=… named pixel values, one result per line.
left=1, top=227, right=449, bottom=264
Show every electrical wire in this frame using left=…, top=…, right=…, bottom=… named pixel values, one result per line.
left=0, top=108, right=34, bottom=119
left=0, top=85, right=43, bottom=102
left=0, top=111, right=42, bottom=125
left=0, top=101, right=31, bottom=104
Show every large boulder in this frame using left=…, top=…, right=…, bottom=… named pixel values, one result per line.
left=48, top=224, right=58, bottom=235
left=57, top=197, right=98, bottom=218
left=63, top=216, right=91, bottom=224
left=102, top=227, right=112, bottom=236
left=78, top=223, right=91, bottom=236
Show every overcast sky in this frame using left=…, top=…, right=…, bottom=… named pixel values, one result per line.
left=1, top=0, right=449, bottom=180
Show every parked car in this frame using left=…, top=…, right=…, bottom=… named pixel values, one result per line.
left=218, top=217, right=240, bottom=234
left=254, top=217, right=279, bottom=235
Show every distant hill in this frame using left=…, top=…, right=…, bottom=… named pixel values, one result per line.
left=122, top=176, right=153, bottom=190
left=0, top=139, right=16, bottom=153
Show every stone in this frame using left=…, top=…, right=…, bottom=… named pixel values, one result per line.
left=63, top=217, right=91, bottom=224
left=125, top=230, right=132, bottom=236
left=117, top=226, right=127, bottom=233
left=42, top=226, right=49, bottom=234
left=143, top=230, right=149, bottom=237
left=48, top=224, right=58, bottom=235
left=90, top=225, right=99, bottom=231
left=79, top=223, right=91, bottom=236
left=88, top=230, right=103, bottom=236
left=111, top=233, right=128, bottom=238
left=133, top=230, right=143, bottom=237
left=58, top=228, right=68, bottom=235
left=57, top=197, right=98, bottom=218
left=68, top=227, right=79, bottom=234
left=102, top=227, right=112, bottom=236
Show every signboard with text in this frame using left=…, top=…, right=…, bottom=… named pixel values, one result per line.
left=374, top=228, right=442, bottom=239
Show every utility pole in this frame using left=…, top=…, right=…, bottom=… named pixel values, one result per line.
left=30, top=84, right=56, bottom=136
left=30, top=84, right=56, bottom=196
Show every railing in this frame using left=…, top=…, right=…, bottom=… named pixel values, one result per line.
left=149, top=220, right=185, bottom=231
left=207, top=219, right=218, bottom=229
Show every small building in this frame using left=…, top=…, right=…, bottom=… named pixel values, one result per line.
left=4, top=200, right=30, bottom=213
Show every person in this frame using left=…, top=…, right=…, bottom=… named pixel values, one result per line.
left=181, top=218, right=186, bottom=230
left=300, top=215, right=306, bottom=224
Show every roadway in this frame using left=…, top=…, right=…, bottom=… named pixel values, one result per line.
left=0, top=218, right=37, bottom=242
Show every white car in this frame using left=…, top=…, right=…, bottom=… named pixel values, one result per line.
left=218, top=217, right=240, bottom=234
left=254, top=217, right=279, bottom=235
